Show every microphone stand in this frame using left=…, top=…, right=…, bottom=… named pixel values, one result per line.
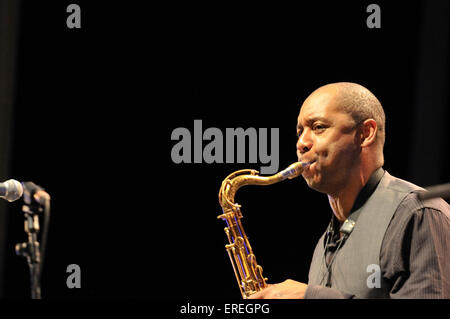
left=15, top=202, right=43, bottom=299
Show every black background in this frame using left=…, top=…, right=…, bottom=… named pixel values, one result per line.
left=0, top=0, right=448, bottom=303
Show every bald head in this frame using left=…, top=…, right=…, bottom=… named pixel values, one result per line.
left=307, top=82, right=386, bottom=148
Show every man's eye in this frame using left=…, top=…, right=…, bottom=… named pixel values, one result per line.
left=313, top=125, right=326, bottom=131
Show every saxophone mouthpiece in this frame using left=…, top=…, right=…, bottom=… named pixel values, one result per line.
left=280, top=162, right=309, bottom=180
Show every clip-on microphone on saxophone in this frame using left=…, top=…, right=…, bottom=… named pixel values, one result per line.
left=14, top=181, right=51, bottom=300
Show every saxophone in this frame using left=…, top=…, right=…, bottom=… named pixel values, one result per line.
left=218, top=162, right=308, bottom=298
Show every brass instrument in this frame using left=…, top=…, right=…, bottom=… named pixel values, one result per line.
left=218, top=162, right=308, bottom=298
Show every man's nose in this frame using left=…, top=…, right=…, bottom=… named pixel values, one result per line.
left=297, top=129, right=313, bottom=154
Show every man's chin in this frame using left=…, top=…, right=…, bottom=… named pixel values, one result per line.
left=303, top=176, right=326, bottom=193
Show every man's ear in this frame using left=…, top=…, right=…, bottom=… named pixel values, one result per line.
left=360, top=119, right=377, bottom=147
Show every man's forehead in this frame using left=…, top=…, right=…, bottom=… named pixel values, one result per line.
left=297, top=99, right=337, bottom=123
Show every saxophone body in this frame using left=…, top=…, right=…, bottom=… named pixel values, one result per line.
left=218, top=162, right=307, bottom=298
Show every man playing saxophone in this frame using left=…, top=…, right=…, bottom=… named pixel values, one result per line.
left=249, top=82, right=450, bottom=299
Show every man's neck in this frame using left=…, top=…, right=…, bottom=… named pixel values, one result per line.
left=327, top=168, right=373, bottom=223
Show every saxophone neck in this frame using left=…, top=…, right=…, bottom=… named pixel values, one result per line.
left=219, top=162, right=308, bottom=210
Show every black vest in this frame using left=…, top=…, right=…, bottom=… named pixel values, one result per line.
left=308, top=171, right=423, bottom=298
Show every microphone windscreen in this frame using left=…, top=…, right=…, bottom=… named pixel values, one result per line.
left=4, top=179, right=24, bottom=202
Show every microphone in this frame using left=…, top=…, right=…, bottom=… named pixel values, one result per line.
left=417, top=183, right=450, bottom=200
left=0, top=179, right=24, bottom=202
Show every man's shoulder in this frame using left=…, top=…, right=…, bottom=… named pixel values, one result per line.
left=383, top=171, right=424, bottom=193
left=399, top=192, right=450, bottom=216
left=383, top=171, right=450, bottom=218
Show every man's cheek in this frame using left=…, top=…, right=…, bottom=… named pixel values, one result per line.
left=315, top=148, right=329, bottom=165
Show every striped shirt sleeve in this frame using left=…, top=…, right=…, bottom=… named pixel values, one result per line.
left=380, top=195, right=450, bottom=298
